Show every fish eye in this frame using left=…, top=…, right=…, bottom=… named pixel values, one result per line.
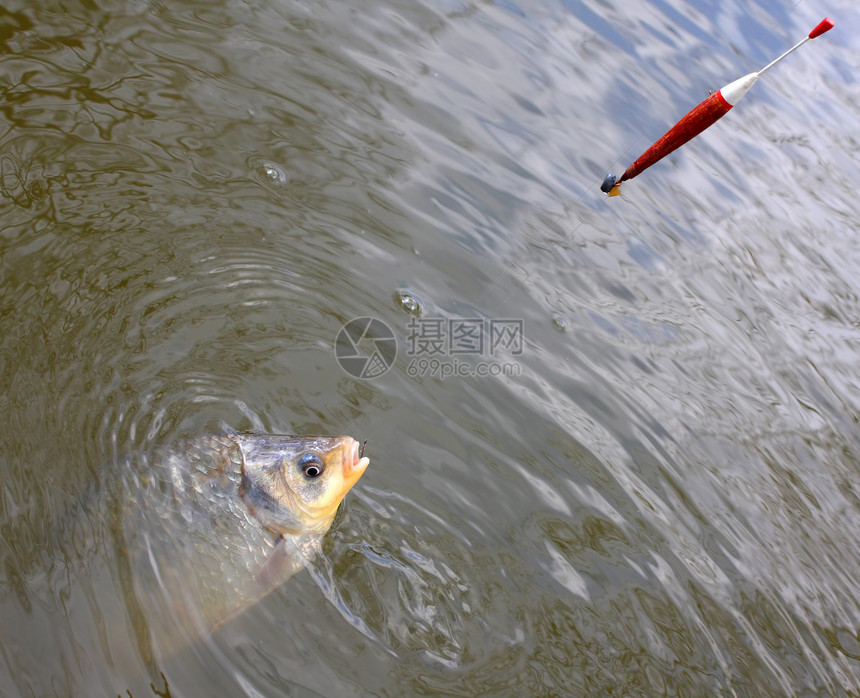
left=298, top=453, right=324, bottom=479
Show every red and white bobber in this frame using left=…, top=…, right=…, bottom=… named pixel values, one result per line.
left=601, top=17, right=834, bottom=196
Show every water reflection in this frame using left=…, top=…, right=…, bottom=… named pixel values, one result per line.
left=1, top=0, right=859, bottom=695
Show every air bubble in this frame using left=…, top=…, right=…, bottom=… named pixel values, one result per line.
left=395, top=291, right=422, bottom=316
left=261, top=162, right=287, bottom=186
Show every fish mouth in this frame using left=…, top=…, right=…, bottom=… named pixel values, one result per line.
left=341, top=436, right=370, bottom=491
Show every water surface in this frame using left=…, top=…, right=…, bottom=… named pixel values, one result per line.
left=1, top=0, right=859, bottom=695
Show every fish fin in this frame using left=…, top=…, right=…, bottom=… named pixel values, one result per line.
left=255, top=536, right=312, bottom=591
left=208, top=536, right=317, bottom=634
left=607, top=184, right=622, bottom=197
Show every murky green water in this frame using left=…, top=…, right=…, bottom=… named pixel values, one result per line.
left=2, top=0, right=859, bottom=695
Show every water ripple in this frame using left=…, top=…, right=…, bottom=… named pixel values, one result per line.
left=2, top=0, right=859, bottom=695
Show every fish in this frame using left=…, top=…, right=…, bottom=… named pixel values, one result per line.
left=89, top=433, right=369, bottom=660
left=3, top=432, right=368, bottom=693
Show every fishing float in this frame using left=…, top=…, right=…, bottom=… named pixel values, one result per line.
left=600, top=17, right=834, bottom=196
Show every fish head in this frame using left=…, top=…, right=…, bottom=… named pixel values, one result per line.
left=236, top=434, right=370, bottom=536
